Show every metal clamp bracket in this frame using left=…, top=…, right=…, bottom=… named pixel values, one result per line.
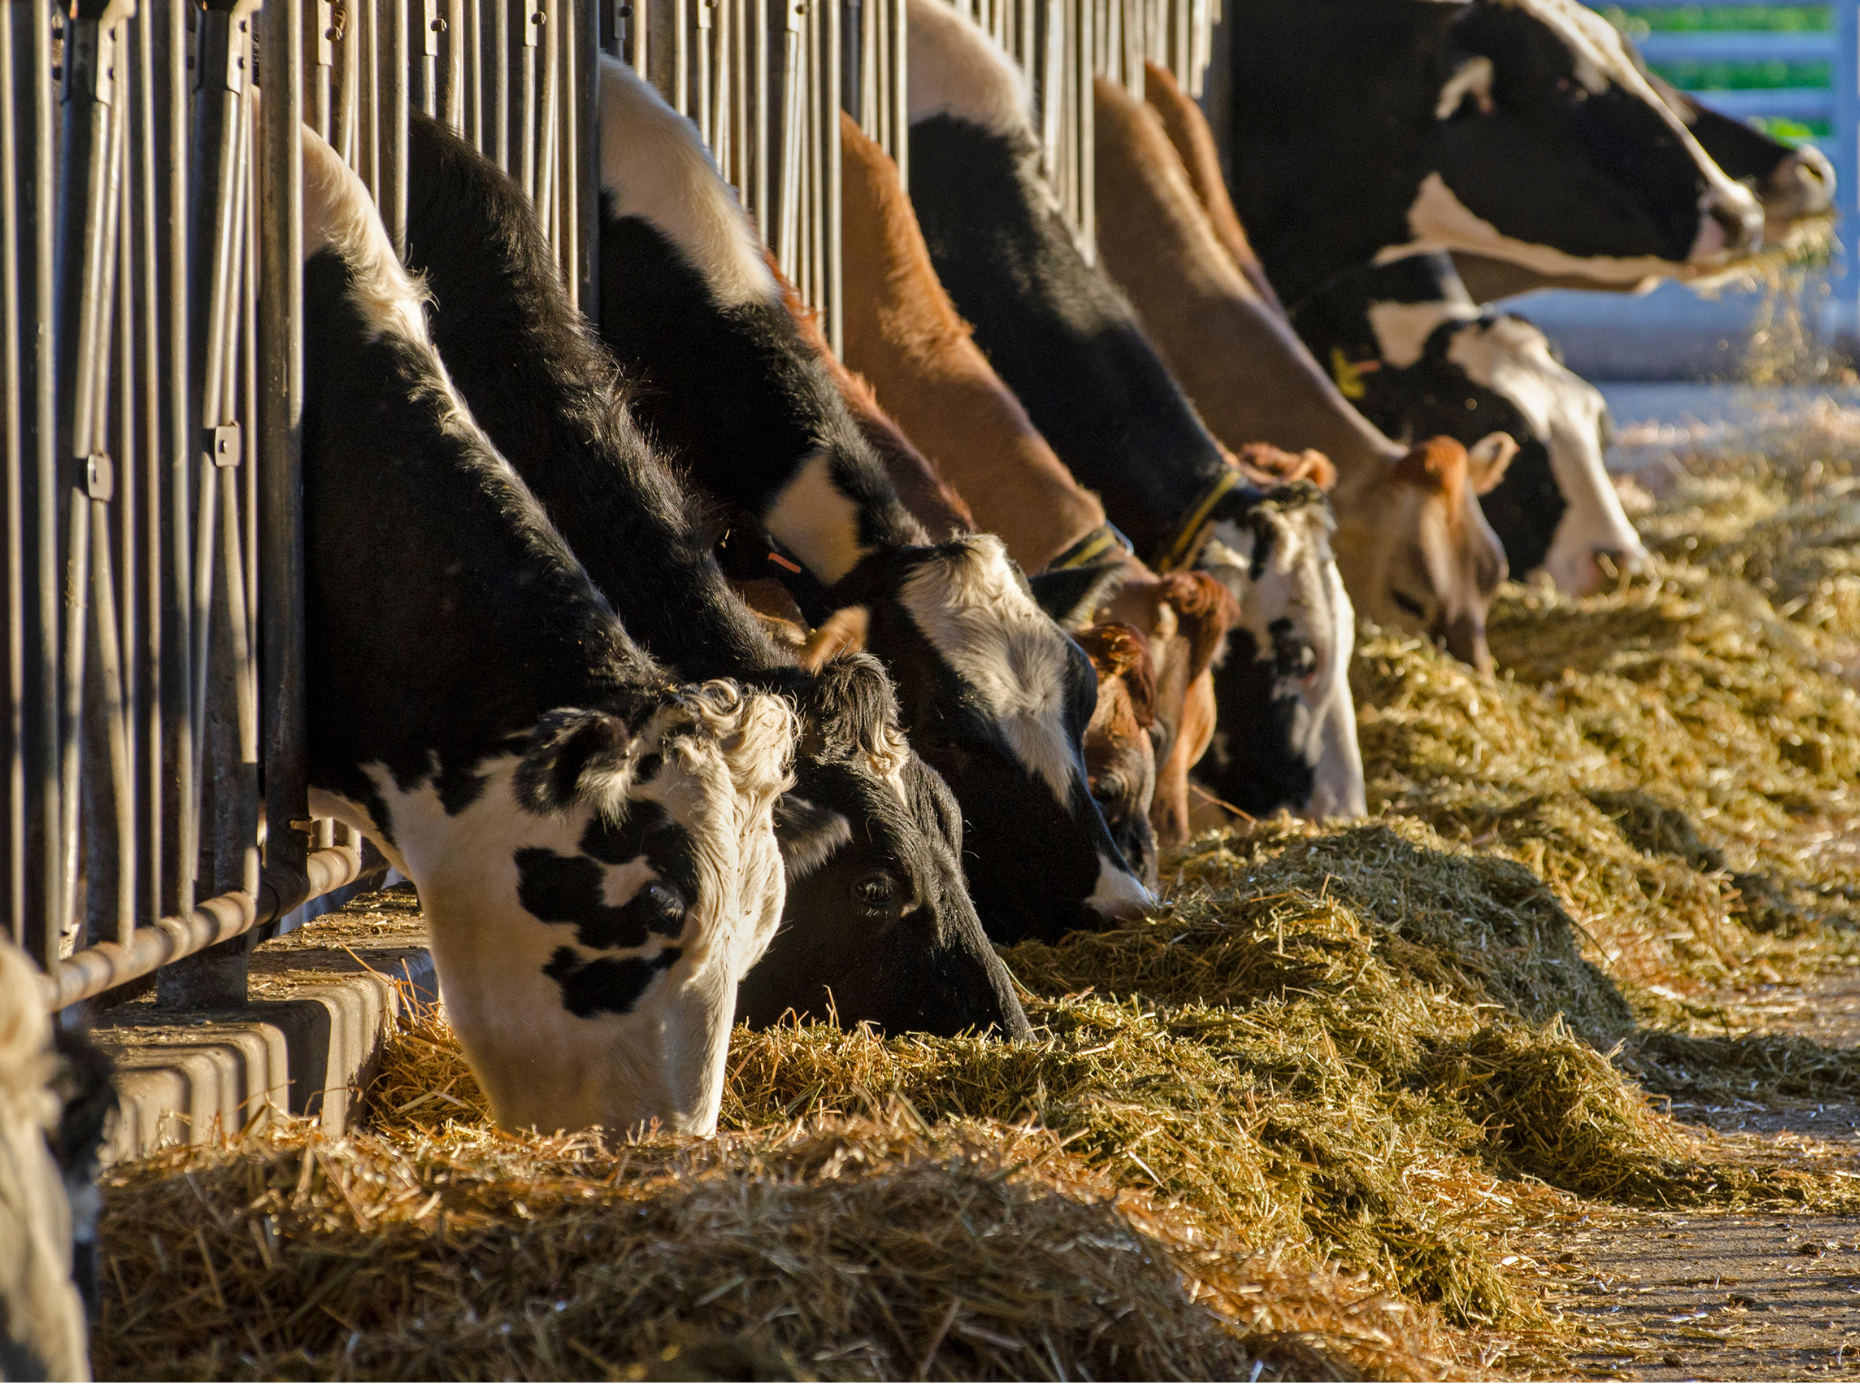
left=524, top=0, right=544, bottom=46
left=81, top=453, right=114, bottom=502
left=207, top=424, right=242, bottom=467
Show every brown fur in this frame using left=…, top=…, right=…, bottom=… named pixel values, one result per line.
left=839, top=112, right=1106, bottom=572
left=1232, top=441, right=1338, bottom=493
left=1073, top=622, right=1160, bottom=886
left=765, top=244, right=977, bottom=540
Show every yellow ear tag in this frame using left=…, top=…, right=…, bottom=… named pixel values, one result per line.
left=1330, top=345, right=1367, bottom=400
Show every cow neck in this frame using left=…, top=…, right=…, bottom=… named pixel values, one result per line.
left=907, top=113, right=1234, bottom=572
left=302, top=251, right=666, bottom=806
left=838, top=110, right=1106, bottom=574
left=1091, top=71, right=1406, bottom=503
left=401, top=112, right=788, bottom=689
left=594, top=56, right=925, bottom=589
left=1225, top=0, right=1457, bottom=307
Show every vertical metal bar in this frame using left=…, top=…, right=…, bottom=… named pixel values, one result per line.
left=314, top=0, right=335, bottom=138
left=777, top=0, right=802, bottom=277
left=822, top=0, right=839, bottom=354
left=336, top=0, right=360, bottom=163
left=16, top=0, right=61, bottom=966
left=421, top=0, right=440, bottom=116
left=752, top=0, right=766, bottom=225
left=730, top=0, right=748, bottom=195
left=1, top=0, right=27, bottom=947
left=712, top=0, right=730, bottom=175
left=384, top=0, right=409, bottom=252
left=492, top=0, right=510, bottom=170
left=1076, top=0, right=1092, bottom=258
left=518, top=0, right=539, bottom=203
left=468, top=0, right=484, bottom=148
left=578, top=0, right=599, bottom=314
left=445, top=0, right=465, bottom=130
left=155, top=0, right=195, bottom=920
left=361, top=0, right=381, bottom=190
left=889, top=0, right=902, bottom=187
left=672, top=0, right=686, bottom=114
left=259, top=0, right=308, bottom=950
left=802, top=0, right=819, bottom=304
left=693, top=0, right=710, bottom=145
left=133, top=0, right=159, bottom=931
left=539, top=0, right=561, bottom=246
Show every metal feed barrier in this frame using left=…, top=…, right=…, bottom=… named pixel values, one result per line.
left=0, top=0, right=1212, bottom=1022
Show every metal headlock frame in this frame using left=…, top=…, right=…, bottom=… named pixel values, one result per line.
left=1, top=0, right=1212, bottom=1018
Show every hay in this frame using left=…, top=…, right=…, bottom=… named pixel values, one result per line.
left=91, top=1110, right=1456, bottom=1381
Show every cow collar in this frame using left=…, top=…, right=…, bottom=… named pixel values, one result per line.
left=1154, top=467, right=1246, bottom=574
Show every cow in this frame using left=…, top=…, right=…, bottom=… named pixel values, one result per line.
left=1133, top=64, right=1637, bottom=599
left=299, top=122, right=796, bottom=1136
left=400, top=114, right=1027, bottom=1041
left=900, top=0, right=1369, bottom=818
left=593, top=55, right=1150, bottom=945
left=1290, top=251, right=1644, bottom=596
left=1454, top=79, right=1835, bottom=302
left=0, top=942, right=91, bottom=1382
left=1072, top=623, right=1160, bottom=884
left=1223, top=0, right=1762, bottom=313
left=1081, top=63, right=1516, bottom=687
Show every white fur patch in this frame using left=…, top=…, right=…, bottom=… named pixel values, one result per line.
left=897, top=535, right=1085, bottom=804
left=1367, top=297, right=1468, bottom=370
left=1201, top=495, right=1365, bottom=821
left=1435, top=55, right=1495, bottom=120
left=596, top=55, right=778, bottom=308
left=1086, top=852, right=1154, bottom=920
left=1444, top=315, right=1646, bottom=595
left=301, top=125, right=431, bottom=349
left=1379, top=172, right=1708, bottom=287
left=764, top=450, right=868, bottom=584
left=309, top=686, right=794, bottom=1139
left=906, top=0, right=1036, bottom=141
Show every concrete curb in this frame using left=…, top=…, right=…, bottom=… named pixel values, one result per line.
left=92, top=894, right=433, bottom=1166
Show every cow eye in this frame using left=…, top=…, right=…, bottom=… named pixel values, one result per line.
left=643, top=881, right=686, bottom=927
left=853, top=873, right=898, bottom=916
left=1392, top=590, right=1429, bottom=620
left=1091, top=773, right=1125, bottom=804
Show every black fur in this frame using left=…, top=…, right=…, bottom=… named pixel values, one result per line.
left=1228, top=0, right=1742, bottom=309
left=908, top=114, right=1235, bottom=568
left=1194, top=627, right=1315, bottom=817
left=401, top=114, right=1026, bottom=1035
left=1291, top=251, right=1566, bottom=577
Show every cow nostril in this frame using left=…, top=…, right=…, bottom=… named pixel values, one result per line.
left=1710, top=198, right=1760, bottom=253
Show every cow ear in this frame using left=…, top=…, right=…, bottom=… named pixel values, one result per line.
left=1028, top=561, right=1126, bottom=630
left=1391, top=437, right=1469, bottom=497
left=1467, top=431, right=1518, bottom=495
left=1159, top=570, right=1240, bottom=677
left=513, top=708, right=634, bottom=815
left=772, top=794, right=854, bottom=879
left=1436, top=53, right=1495, bottom=120
left=798, top=606, right=870, bottom=673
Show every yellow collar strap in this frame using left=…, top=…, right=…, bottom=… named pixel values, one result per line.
left=1154, top=468, right=1244, bottom=573
left=1046, top=521, right=1135, bottom=572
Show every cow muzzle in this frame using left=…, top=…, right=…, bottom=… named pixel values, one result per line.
left=1689, top=182, right=1763, bottom=263
left=1761, top=145, right=1836, bottom=224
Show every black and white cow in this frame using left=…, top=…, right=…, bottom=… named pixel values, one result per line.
left=0, top=943, right=92, bottom=1382
left=400, top=112, right=1027, bottom=1039
left=299, top=123, right=796, bottom=1136
left=593, top=56, right=1149, bottom=945
left=1454, top=77, right=1836, bottom=302
left=900, top=0, right=1364, bottom=819
left=1225, top=0, right=1763, bottom=311
left=1293, top=251, right=1645, bottom=596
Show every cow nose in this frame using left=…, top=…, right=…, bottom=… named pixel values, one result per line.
left=1693, top=182, right=1763, bottom=261
left=1592, top=545, right=1643, bottom=582
left=1441, top=612, right=1495, bottom=680
left=1764, top=145, right=1836, bottom=221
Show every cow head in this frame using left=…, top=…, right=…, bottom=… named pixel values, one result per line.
left=1194, top=482, right=1366, bottom=819
left=320, top=682, right=795, bottom=1139
left=738, top=652, right=1029, bottom=1038
left=1438, top=314, right=1645, bottom=596
left=1069, top=622, right=1161, bottom=888
left=1648, top=75, right=1834, bottom=243
left=1410, top=0, right=1762, bottom=283
left=825, top=535, right=1153, bottom=945
left=1334, top=435, right=1514, bottom=678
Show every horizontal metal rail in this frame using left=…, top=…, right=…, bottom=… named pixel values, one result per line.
left=1635, top=29, right=1834, bottom=65
left=1685, top=85, right=1834, bottom=121
left=42, top=843, right=363, bottom=1011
